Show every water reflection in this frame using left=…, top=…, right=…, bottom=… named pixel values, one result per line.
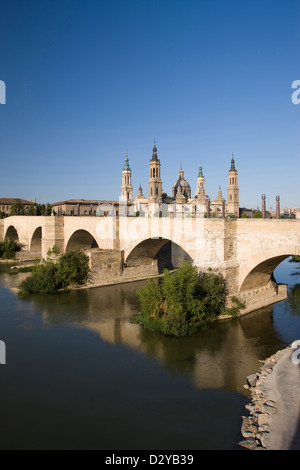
left=3, top=272, right=293, bottom=395
left=285, top=283, right=300, bottom=317
left=1, top=260, right=300, bottom=450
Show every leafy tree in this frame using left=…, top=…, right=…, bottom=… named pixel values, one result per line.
left=55, top=249, right=90, bottom=288
left=27, top=205, right=35, bottom=216
left=28, top=203, right=52, bottom=216
left=10, top=203, right=25, bottom=215
left=19, top=260, right=58, bottom=294
left=0, top=239, right=22, bottom=259
left=133, top=260, right=227, bottom=337
left=19, top=249, right=90, bottom=294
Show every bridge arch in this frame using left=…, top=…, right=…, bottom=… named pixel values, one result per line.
left=66, top=229, right=99, bottom=252
left=5, top=225, right=19, bottom=241
left=125, top=237, right=193, bottom=273
left=239, top=252, right=297, bottom=292
left=30, top=227, right=42, bottom=255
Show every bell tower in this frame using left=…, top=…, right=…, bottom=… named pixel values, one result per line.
left=227, top=154, right=239, bottom=217
left=148, top=141, right=162, bottom=202
left=196, top=164, right=208, bottom=203
left=121, top=153, right=133, bottom=202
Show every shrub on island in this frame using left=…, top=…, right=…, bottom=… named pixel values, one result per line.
left=131, top=260, right=227, bottom=337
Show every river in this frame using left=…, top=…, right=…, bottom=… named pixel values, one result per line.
left=0, top=258, right=299, bottom=450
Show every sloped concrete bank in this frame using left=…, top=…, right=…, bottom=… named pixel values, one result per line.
left=239, top=342, right=300, bottom=450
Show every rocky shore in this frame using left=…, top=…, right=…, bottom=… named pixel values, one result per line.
left=239, top=342, right=300, bottom=450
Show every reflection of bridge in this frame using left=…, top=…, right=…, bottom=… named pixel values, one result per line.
left=1, top=215, right=300, bottom=311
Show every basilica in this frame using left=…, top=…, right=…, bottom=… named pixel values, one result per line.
left=51, top=142, right=240, bottom=218
left=121, top=142, right=240, bottom=218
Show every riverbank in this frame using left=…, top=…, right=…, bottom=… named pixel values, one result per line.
left=239, top=342, right=300, bottom=450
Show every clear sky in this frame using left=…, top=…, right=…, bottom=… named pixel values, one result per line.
left=0, top=0, right=299, bottom=210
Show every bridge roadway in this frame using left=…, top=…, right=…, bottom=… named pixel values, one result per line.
left=1, top=215, right=299, bottom=312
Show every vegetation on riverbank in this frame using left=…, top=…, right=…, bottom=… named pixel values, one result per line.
left=0, top=240, right=22, bottom=259
left=131, top=260, right=238, bottom=337
left=19, top=249, right=90, bottom=294
left=13, top=266, right=35, bottom=273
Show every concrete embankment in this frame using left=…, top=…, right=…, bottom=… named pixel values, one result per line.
left=239, top=342, right=300, bottom=450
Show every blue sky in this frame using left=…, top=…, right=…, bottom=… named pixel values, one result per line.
left=0, top=0, right=299, bottom=210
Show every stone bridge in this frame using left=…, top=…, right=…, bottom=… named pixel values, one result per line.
left=1, top=215, right=300, bottom=312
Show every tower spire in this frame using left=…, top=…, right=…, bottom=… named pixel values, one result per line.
left=148, top=141, right=162, bottom=202
left=152, top=140, right=158, bottom=161
left=198, top=163, right=204, bottom=178
left=123, top=152, right=130, bottom=170
left=121, top=153, right=133, bottom=202
left=230, top=153, right=236, bottom=171
left=227, top=154, right=239, bottom=217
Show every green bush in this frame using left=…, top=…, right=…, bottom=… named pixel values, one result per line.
left=19, top=249, right=90, bottom=294
left=0, top=239, right=22, bottom=259
left=47, top=245, right=60, bottom=256
left=19, top=260, right=58, bottom=294
left=132, top=260, right=227, bottom=337
left=55, top=250, right=90, bottom=288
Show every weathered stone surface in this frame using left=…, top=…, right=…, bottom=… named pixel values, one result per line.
left=265, top=400, right=276, bottom=408
left=89, top=250, right=124, bottom=278
left=245, top=404, right=255, bottom=413
left=247, top=374, right=258, bottom=387
left=257, top=413, right=269, bottom=427
left=238, top=438, right=259, bottom=450
left=241, top=417, right=258, bottom=438
left=259, top=432, right=270, bottom=448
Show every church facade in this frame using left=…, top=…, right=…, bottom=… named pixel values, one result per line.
left=122, top=142, right=240, bottom=218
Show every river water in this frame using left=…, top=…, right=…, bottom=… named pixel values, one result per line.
left=0, top=258, right=299, bottom=450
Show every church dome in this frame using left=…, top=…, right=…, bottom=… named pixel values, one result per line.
left=172, top=167, right=191, bottom=200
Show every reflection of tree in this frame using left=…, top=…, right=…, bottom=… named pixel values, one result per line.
left=134, top=313, right=283, bottom=393
left=11, top=272, right=289, bottom=393
left=285, top=284, right=300, bottom=317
